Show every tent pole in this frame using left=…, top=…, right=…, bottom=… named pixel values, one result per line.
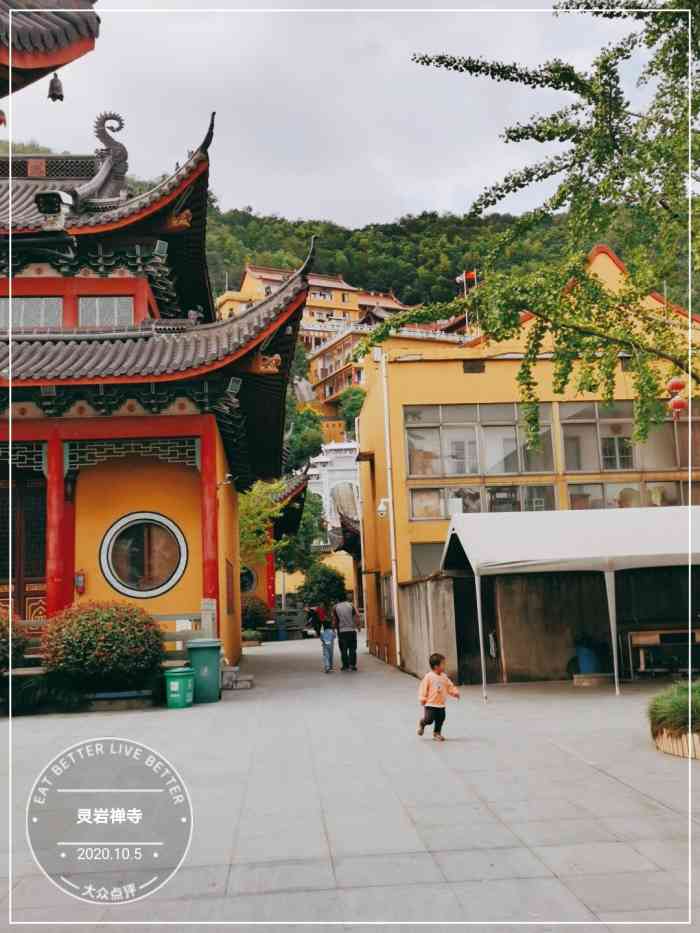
left=474, top=573, right=488, bottom=702
left=604, top=570, right=620, bottom=696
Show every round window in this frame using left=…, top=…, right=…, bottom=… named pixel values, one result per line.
left=240, top=566, right=257, bottom=594
left=100, top=512, right=188, bottom=599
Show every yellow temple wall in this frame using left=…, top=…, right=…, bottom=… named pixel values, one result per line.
left=215, top=430, right=242, bottom=664
left=73, top=457, right=203, bottom=616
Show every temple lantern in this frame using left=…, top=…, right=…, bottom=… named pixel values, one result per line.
left=667, top=396, right=688, bottom=419
left=667, top=376, right=686, bottom=396
left=0, top=111, right=5, bottom=127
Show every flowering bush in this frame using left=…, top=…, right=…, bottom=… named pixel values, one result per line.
left=242, top=595, right=271, bottom=629
left=0, top=607, right=29, bottom=672
left=42, top=602, right=164, bottom=690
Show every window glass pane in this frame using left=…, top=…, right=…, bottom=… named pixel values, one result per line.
left=605, top=483, right=641, bottom=508
left=569, top=483, right=605, bottom=510
left=441, top=425, right=478, bottom=474
left=442, top=404, right=477, bottom=423
left=521, top=426, right=554, bottom=472
left=78, top=296, right=98, bottom=325
left=115, top=296, right=134, bottom=325
left=12, top=297, right=63, bottom=327
left=562, top=423, right=600, bottom=471
left=517, top=402, right=552, bottom=422
left=598, top=401, right=634, bottom=419
left=410, top=488, right=443, bottom=519
left=522, top=485, right=555, bottom=511
left=599, top=424, right=634, bottom=469
left=676, top=422, right=700, bottom=469
left=406, top=428, right=441, bottom=476
left=482, top=425, right=519, bottom=473
left=411, top=543, right=445, bottom=578
left=682, top=481, right=700, bottom=505
left=486, top=485, right=521, bottom=512
left=79, top=295, right=134, bottom=327
left=560, top=401, right=597, bottom=421
left=0, top=298, right=7, bottom=327
left=405, top=405, right=439, bottom=425
left=479, top=403, right=516, bottom=423
left=638, top=423, right=677, bottom=469
left=643, top=482, right=681, bottom=507
left=110, top=521, right=180, bottom=591
left=444, top=486, right=482, bottom=515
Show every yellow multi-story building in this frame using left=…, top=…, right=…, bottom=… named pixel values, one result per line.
left=356, top=245, right=698, bottom=667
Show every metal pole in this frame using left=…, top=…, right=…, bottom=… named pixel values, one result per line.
left=474, top=573, right=488, bottom=702
left=380, top=352, right=401, bottom=668
left=604, top=570, right=620, bottom=696
left=355, top=416, right=370, bottom=631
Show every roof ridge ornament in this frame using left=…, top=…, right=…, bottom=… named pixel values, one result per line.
left=93, top=111, right=128, bottom=197
left=199, top=111, right=216, bottom=153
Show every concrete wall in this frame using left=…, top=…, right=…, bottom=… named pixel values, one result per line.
left=398, top=575, right=458, bottom=680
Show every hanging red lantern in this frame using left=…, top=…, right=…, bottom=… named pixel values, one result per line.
left=667, top=396, right=688, bottom=419
left=667, top=376, right=686, bottom=396
left=0, top=111, right=6, bottom=127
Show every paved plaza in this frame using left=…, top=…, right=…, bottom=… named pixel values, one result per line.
left=2, top=637, right=697, bottom=930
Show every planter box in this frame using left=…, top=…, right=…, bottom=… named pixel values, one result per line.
left=573, top=673, right=614, bottom=687
left=242, top=640, right=261, bottom=647
left=654, top=728, right=700, bottom=759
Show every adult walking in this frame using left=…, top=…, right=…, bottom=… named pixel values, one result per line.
left=333, top=597, right=361, bottom=671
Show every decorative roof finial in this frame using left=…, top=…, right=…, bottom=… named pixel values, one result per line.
left=200, top=112, right=216, bottom=153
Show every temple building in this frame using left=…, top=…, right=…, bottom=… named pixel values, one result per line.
left=0, top=112, right=312, bottom=663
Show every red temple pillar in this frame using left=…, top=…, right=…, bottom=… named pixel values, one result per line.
left=266, top=550, right=276, bottom=610
left=45, top=432, right=65, bottom=616
left=200, top=416, right=220, bottom=634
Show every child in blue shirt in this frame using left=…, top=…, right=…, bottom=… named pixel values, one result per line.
left=320, top=619, right=336, bottom=673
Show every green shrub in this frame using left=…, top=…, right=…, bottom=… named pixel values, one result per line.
left=242, top=595, right=271, bottom=629
left=297, top=563, right=347, bottom=612
left=0, top=608, right=29, bottom=672
left=241, top=629, right=259, bottom=642
left=42, top=601, right=164, bottom=691
left=648, top=681, right=700, bottom=738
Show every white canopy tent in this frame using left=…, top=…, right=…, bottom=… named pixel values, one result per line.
left=440, top=506, right=699, bottom=699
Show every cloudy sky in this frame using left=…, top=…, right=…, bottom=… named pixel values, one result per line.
left=9, top=0, right=634, bottom=226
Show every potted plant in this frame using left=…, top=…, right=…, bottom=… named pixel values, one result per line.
left=648, top=681, right=700, bottom=758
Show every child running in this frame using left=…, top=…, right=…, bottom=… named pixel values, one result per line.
left=320, top=618, right=336, bottom=673
left=417, top=652, right=460, bottom=741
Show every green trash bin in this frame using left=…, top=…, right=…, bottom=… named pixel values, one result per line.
left=187, top=638, right=222, bottom=703
left=164, top=667, right=194, bottom=709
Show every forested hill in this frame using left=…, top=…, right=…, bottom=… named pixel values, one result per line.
left=207, top=204, right=570, bottom=304
left=3, top=141, right=688, bottom=306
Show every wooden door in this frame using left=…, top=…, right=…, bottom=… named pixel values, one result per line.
left=0, top=477, right=47, bottom=621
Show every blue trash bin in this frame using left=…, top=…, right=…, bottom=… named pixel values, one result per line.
left=576, top=643, right=599, bottom=674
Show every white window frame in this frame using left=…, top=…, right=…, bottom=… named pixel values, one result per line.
left=99, top=511, right=188, bottom=599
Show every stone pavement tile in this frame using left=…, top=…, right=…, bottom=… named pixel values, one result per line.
left=494, top=796, right=596, bottom=823
left=451, top=876, right=596, bottom=922
left=417, top=819, right=522, bottom=852
left=562, top=869, right=689, bottom=913
left=233, top=817, right=330, bottom=864
left=509, top=818, right=619, bottom=847
left=597, top=907, right=692, bottom=931
left=337, top=881, right=464, bottom=922
left=466, top=773, right=572, bottom=803
left=227, top=856, right=335, bottom=895
left=572, top=787, right=672, bottom=818
left=324, top=807, right=425, bottom=858
left=407, top=801, right=494, bottom=827
left=630, top=837, right=693, bottom=873
left=433, top=846, right=552, bottom=882
left=7, top=897, right=106, bottom=923
left=334, top=851, right=443, bottom=888
left=390, top=776, right=480, bottom=808
left=532, top=841, right=659, bottom=876
left=602, top=814, right=690, bottom=842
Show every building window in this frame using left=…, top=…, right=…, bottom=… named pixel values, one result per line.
left=341, top=292, right=349, bottom=303
left=0, top=296, right=63, bottom=328
left=682, top=481, right=700, bottom=505
left=410, top=543, right=445, bottom=579
left=676, top=419, right=700, bottom=469
left=486, top=485, right=521, bottom=512
left=485, top=484, right=556, bottom=512
left=605, top=483, right=641, bottom=508
left=405, top=403, right=555, bottom=478
left=643, top=482, right=681, bottom=507
left=600, top=433, right=634, bottom=470
left=638, top=422, right=678, bottom=469
left=522, top=485, right=556, bottom=511
left=240, top=565, right=257, bottom=594
left=409, top=485, right=483, bottom=520
left=569, top=483, right=605, bottom=510
left=561, top=401, right=637, bottom=472
left=79, top=296, right=134, bottom=328
left=100, top=512, right=188, bottom=599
